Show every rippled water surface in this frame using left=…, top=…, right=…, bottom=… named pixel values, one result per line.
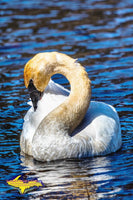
left=0, top=0, right=133, bottom=199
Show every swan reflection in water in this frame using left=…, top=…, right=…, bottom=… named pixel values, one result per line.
left=20, top=154, right=120, bottom=199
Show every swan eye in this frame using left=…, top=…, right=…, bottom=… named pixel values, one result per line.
left=28, top=79, right=42, bottom=111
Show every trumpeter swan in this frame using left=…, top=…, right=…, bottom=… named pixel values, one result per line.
left=20, top=52, right=121, bottom=162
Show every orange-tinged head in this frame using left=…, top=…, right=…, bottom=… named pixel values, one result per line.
left=24, top=53, right=54, bottom=92
left=24, top=52, right=57, bottom=110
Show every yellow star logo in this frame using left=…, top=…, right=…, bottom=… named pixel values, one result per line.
left=7, top=174, right=43, bottom=194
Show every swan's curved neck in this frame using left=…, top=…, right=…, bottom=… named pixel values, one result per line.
left=43, top=53, right=91, bottom=135
left=24, top=52, right=91, bottom=135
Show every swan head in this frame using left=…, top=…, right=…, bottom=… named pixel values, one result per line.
left=24, top=53, right=52, bottom=92
left=24, top=53, right=54, bottom=110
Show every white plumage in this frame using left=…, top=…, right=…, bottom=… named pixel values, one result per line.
left=20, top=52, right=122, bottom=162
left=21, top=80, right=121, bottom=161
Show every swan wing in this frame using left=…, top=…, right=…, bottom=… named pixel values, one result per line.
left=73, top=101, right=121, bottom=155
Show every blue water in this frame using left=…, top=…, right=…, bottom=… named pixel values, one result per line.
left=0, top=0, right=133, bottom=199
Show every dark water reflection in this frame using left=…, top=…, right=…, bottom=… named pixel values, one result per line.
left=0, top=0, right=133, bottom=199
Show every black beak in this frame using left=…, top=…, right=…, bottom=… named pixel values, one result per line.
left=28, top=79, right=42, bottom=111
